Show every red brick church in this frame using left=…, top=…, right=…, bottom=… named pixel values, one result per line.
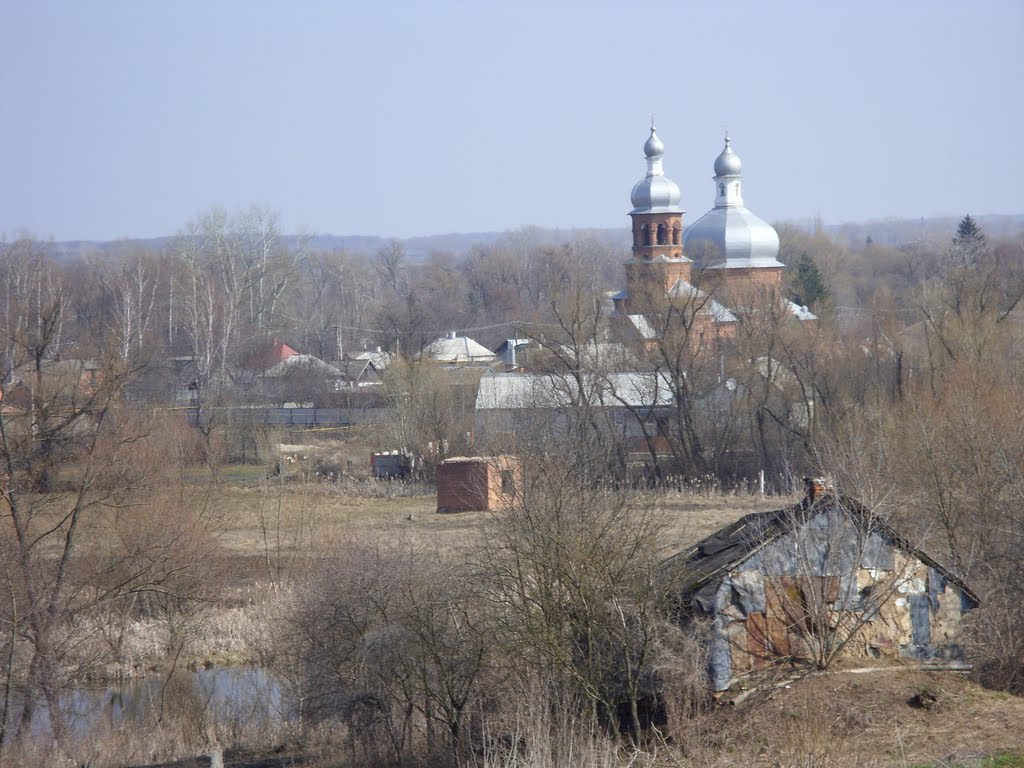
left=611, top=127, right=814, bottom=347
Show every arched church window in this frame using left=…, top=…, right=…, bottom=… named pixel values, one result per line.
left=657, top=223, right=667, bottom=245
left=672, top=225, right=681, bottom=245
left=642, top=224, right=651, bottom=247
left=719, top=183, right=725, bottom=196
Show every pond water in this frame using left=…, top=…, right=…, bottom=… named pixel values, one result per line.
left=13, top=664, right=288, bottom=741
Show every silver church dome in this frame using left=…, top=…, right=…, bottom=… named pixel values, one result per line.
left=683, top=207, right=781, bottom=268
left=684, top=136, right=783, bottom=269
left=713, top=136, right=743, bottom=177
left=644, top=128, right=665, bottom=158
left=630, top=127, right=682, bottom=214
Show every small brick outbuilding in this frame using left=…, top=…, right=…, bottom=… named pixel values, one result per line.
left=436, top=455, right=521, bottom=513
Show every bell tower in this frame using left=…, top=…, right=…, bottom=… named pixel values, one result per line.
left=624, top=124, right=691, bottom=301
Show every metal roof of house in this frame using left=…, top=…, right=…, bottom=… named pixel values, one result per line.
left=476, top=371, right=673, bottom=410
left=557, top=341, right=643, bottom=370
left=264, top=354, right=341, bottom=378
left=351, top=349, right=393, bottom=370
left=422, top=333, right=497, bottom=362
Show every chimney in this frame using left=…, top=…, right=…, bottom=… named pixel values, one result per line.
left=448, top=330, right=458, bottom=340
left=804, top=476, right=834, bottom=503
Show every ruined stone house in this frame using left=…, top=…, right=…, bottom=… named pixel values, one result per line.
left=661, top=480, right=979, bottom=691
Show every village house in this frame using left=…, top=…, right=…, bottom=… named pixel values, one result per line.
left=241, top=338, right=298, bottom=373
left=661, top=479, right=979, bottom=691
left=337, top=356, right=383, bottom=387
left=260, top=353, right=344, bottom=401
left=473, top=370, right=674, bottom=455
left=349, top=346, right=393, bottom=372
left=0, top=358, right=104, bottom=412
left=420, top=331, right=501, bottom=368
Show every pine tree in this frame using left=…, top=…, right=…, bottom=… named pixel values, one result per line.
left=954, top=214, right=985, bottom=246
left=951, top=214, right=986, bottom=266
left=794, top=252, right=830, bottom=308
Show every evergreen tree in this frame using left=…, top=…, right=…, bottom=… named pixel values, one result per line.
left=954, top=214, right=985, bottom=246
left=794, top=251, right=830, bottom=308
left=951, top=214, right=986, bottom=267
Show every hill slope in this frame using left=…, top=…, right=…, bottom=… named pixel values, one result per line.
left=693, top=668, right=1024, bottom=767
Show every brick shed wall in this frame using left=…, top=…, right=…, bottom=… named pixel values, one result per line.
left=437, top=456, right=521, bottom=513
left=437, top=460, right=489, bottom=513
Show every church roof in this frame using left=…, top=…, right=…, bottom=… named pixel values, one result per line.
left=787, top=301, right=817, bottom=321
left=666, top=279, right=738, bottom=323
left=683, top=136, right=783, bottom=269
left=713, top=135, right=743, bottom=177
left=685, top=206, right=784, bottom=269
left=630, top=126, right=683, bottom=214
left=627, top=314, right=657, bottom=340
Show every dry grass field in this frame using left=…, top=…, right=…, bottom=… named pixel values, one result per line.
left=10, top=462, right=1024, bottom=768
left=206, top=471, right=790, bottom=568
left=129, top=474, right=796, bottom=670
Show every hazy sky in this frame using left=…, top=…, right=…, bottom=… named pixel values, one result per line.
left=2, top=0, right=1022, bottom=242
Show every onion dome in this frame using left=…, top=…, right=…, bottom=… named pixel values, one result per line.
left=683, top=207, right=781, bottom=268
left=643, top=127, right=665, bottom=158
left=683, top=135, right=783, bottom=269
left=630, top=126, right=682, bottom=214
left=714, top=135, right=743, bottom=177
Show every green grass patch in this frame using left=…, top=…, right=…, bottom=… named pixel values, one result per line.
left=985, top=755, right=1024, bottom=768
left=909, top=753, right=1024, bottom=768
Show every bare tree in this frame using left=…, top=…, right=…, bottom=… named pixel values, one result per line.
left=626, top=266, right=726, bottom=477
left=374, top=240, right=407, bottom=295
left=476, top=435, right=678, bottom=738
left=90, top=248, right=161, bottom=364
left=278, top=540, right=490, bottom=762
left=0, top=362, right=219, bottom=753
left=380, top=358, right=478, bottom=466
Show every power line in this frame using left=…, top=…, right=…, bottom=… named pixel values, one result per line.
left=331, top=319, right=565, bottom=336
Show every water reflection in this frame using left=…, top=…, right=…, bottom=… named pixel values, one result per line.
left=17, top=665, right=286, bottom=741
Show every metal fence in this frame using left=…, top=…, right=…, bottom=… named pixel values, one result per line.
left=181, top=406, right=388, bottom=428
